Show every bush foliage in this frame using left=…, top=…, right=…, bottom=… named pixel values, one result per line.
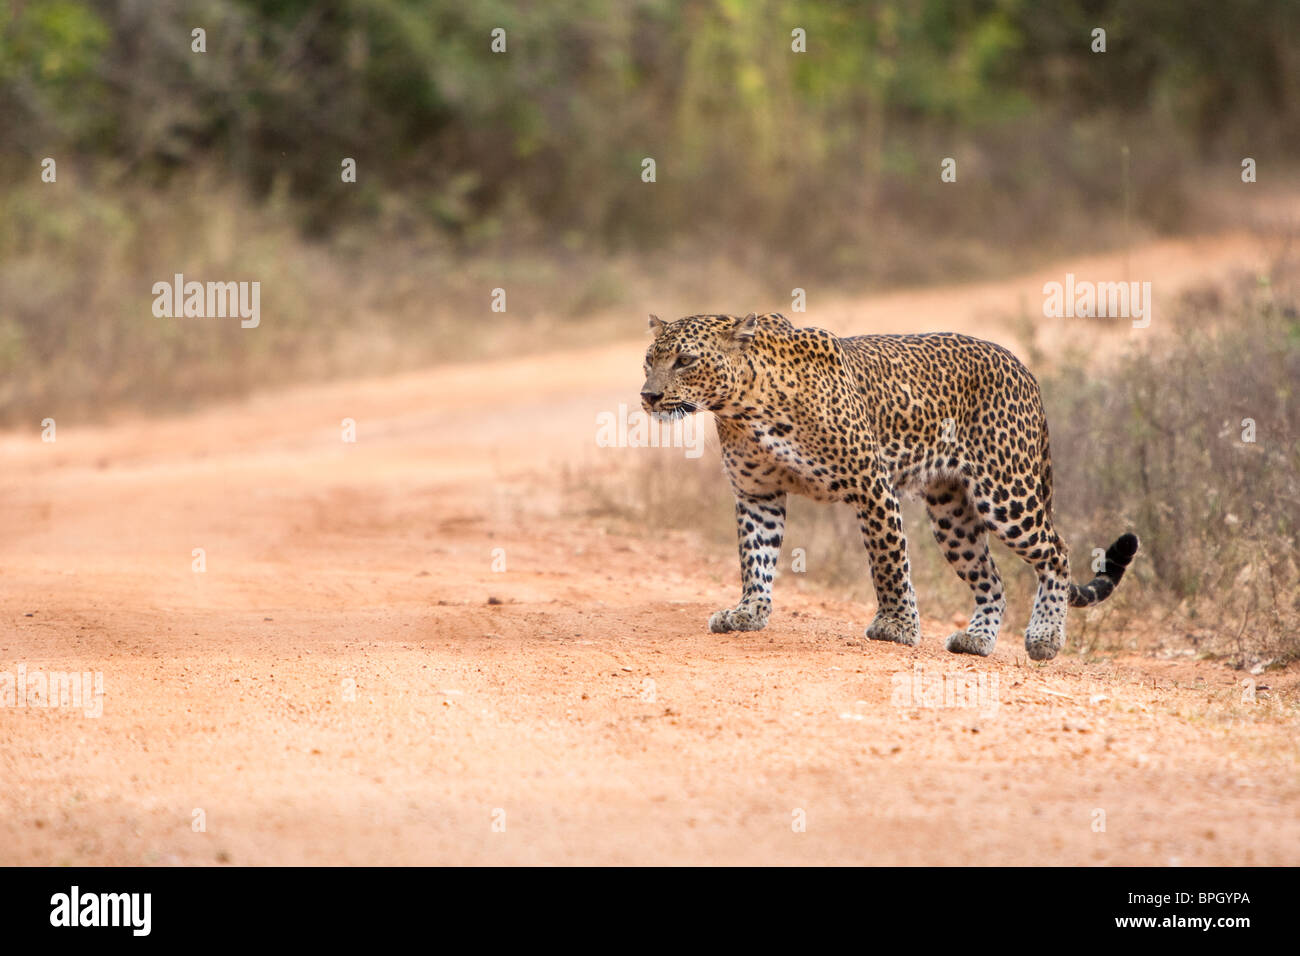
left=4, top=0, right=1298, bottom=259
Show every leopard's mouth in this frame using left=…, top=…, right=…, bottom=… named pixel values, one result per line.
left=647, top=400, right=700, bottom=421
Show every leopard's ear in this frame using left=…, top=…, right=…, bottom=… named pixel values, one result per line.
left=733, top=312, right=760, bottom=343
left=648, top=313, right=665, bottom=336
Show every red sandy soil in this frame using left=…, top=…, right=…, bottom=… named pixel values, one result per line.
left=1, top=231, right=1296, bottom=865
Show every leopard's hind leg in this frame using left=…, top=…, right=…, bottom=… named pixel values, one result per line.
left=975, top=482, right=1071, bottom=661
left=925, top=479, right=1005, bottom=656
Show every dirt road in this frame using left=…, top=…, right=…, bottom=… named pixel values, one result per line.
left=2, top=231, right=1297, bottom=865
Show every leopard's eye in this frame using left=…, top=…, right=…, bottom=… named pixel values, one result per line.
left=674, top=354, right=698, bottom=370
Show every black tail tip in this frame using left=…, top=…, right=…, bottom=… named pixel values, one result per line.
left=1107, top=533, right=1140, bottom=569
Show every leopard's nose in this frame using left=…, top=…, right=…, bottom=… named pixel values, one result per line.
left=641, top=390, right=663, bottom=406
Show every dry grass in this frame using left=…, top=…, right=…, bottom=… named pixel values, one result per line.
left=0, top=174, right=794, bottom=424
left=0, top=164, right=1218, bottom=425
left=1044, top=268, right=1300, bottom=667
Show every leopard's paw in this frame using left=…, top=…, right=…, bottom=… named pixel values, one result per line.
left=708, top=605, right=768, bottom=633
left=1024, top=623, right=1065, bottom=661
left=865, top=613, right=921, bottom=646
left=945, top=630, right=995, bottom=656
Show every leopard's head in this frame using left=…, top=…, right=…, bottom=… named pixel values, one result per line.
left=640, top=313, right=768, bottom=419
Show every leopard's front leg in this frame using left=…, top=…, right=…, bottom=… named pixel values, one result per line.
left=709, top=491, right=786, bottom=633
left=854, top=478, right=922, bottom=646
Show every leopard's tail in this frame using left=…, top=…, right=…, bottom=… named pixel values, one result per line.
left=1068, top=533, right=1140, bottom=608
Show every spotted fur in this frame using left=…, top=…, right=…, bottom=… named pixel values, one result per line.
left=641, top=312, right=1139, bottom=660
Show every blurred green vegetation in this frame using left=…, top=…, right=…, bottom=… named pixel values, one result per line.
left=4, top=0, right=1298, bottom=256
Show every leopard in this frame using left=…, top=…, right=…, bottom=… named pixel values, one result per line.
left=640, top=311, right=1138, bottom=661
